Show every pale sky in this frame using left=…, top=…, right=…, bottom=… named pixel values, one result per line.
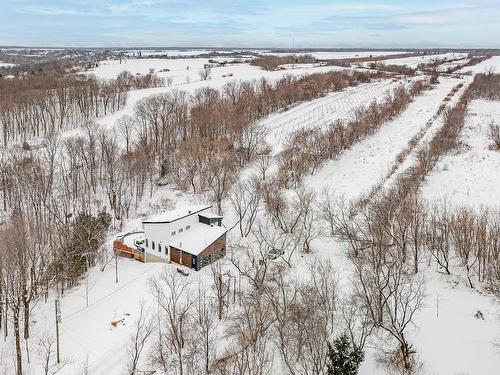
left=1, top=0, right=499, bottom=48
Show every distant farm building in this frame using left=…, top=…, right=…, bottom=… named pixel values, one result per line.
left=113, top=205, right=227, bottom=271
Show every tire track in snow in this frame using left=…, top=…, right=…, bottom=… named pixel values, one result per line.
left=62, top=264, right=156, bottom=321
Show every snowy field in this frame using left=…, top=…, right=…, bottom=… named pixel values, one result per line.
left=261, top=78, right=403, bottom=154
left=259, top=50, right=404, bottom=60
left=120, top=49, right=253, bottom=57
left=88, top=57, right=220, bottom=82
left=421, top=99, right=500, bottom=210
left=87, top=58, right=349, bottom=133
left=87, top=57, right=343, bottom=85
left=304, top=77, right=463, bottom=200
left=381, top=53, right=468, bottom=68
left=458, top=55, right=500, bottom=74
left=122, top=48, right=213, bottom=57
left=436, top=58, right=470, bottom=72
left=300, top=74, right=500, bottom=375
left=52, top=58, right=500, bottom=375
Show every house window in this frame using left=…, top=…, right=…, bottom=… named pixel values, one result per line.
left=165, top=246, right=169, bottom=255
left=152, top=241, right=155, bottom=250
left=158, top=243, right=161, bottom=252
left=145, top=239, right=149, bottom=248
left=179, top=228, right=183, bottom=233
left=171, top=231, right=176, bottom=236
left=186, top=225, right=190, bottom=230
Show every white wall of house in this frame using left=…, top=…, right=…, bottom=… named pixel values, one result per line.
left=143, top=208, right=209, bottom=261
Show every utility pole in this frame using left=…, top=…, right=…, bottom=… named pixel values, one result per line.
left=55, top=299, right=61, bottom=363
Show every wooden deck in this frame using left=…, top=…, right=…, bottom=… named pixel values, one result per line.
left=113, top=239, right=144, bottom=262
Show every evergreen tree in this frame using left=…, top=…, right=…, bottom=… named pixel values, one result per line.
left=327, top=334, right=364, bottom=375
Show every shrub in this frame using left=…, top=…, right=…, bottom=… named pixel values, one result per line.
left=326, top=334, right=364, bottom=375
left=488, top=121, right=500, bottom=150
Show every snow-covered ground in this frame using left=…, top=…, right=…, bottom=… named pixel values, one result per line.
left=458, top=56, right=500, bottom=74
left=87, top=57, right=343, bottom=84
left=259, top=51, right=404, bottom=60
left=13, top=258, right=176, bottom=374
left=261, top=78, right=403, bottom=154
left=421, top=99, right=500, bottom=210
left=380, top=53, right=468, bottom=69
left=300, top=75, right=500, bottom=375
left=356, top=260, right=500, bottom=375
left=121, top=48, right=217, bottom=57
left=88, top=57, right=219, bottom=82
left=412, top=270, right=500, bottom=375
left=304, top=77, right=462, bottom=200
left=88, top=58, right=349, bottom=133
left=0, top=62, right=16, bottom=67
left=436, top=58, right=470, bottom=72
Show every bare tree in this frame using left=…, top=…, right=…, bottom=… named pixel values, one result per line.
left=230, top=176, right=262, bottom=237
left=451, top=209, right=479, bottom=288
left=339, top=296, right=374, bottom=353
left=0, top=215, right=43, bottom=375
left=194, top=288, right=219, bottom=373
left=37, top=333, right=70, bottom=375
left=149, top=270, right=195, bottom=375
left=127, top=300, right=156, bottom=375
left=116, top=115, right=135, bottom=154
left=253, top=146, right=272, bottom=181
left=199, top=67, right=212, bottom=81
left=215, top=289, right=275, bottom=375
left=211, top=262, right=231, bottom=320
left=426, top=203, right=453, bottom=275
left=319, top=190, right=368, bottom=257
left=488, top=121, right=500, bottom=150
left=352, top=247, right=425, bottom=373
left=205, top=141, right=238, bottom=214
left=406, top=194, right=426, bottom=274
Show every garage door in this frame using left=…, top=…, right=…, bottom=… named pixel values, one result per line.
left=182, top=252, right=192, bottom=268
left=170, top=248, right=180, bottom=264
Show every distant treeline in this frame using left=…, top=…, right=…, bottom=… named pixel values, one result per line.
left=0, top=71, right=165, bottom=147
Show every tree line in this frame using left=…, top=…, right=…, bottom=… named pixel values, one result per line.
left=276, top=79, right=430, bottom=188
left=251, top=54, right=317, bottom=70
left=0, top=71, right=165, bottom=147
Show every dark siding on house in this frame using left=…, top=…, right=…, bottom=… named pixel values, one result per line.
left=168, top=233, right=227, bottom=271
left=198, top=215, right=210, bottom=225
left=198, top=215, right=222, bottom=227
left=197, top=233, right=227, bottom=270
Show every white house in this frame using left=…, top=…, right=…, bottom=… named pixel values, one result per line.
left=142, top=205, right=227, bottom=270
